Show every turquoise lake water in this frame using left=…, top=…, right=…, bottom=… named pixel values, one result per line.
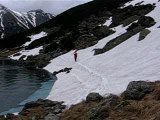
left=0, top=65, right=55, bottom=115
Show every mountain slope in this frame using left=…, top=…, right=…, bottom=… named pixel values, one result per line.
left=0, top=4, right=53, bottom=39
left=5, top=0, right=160, bottom=107
left=42, top=0, right=160, bottom=105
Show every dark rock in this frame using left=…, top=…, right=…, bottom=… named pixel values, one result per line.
left=123, top=81, right=153, bottom=100
left=63, top=67, right=72, bottom=73
left=110, top=4, right=155, bottom=28
left=92, top=26, right=115, bottom=38
left=59, top=36, right=75, bottom=51
left=127, top=22, right=139, bottom=31
left=75, top=34, right=98, bottom=49
left=20, top=99, right=64, bottom=114
left=94, top=25, right=144, bottom=55
left=53, top=71, right=59, bottom=76
left=138, top=16, right=156, bottom=28
left=100, top=94, right=120, bottom=107
left=86, top=93, right=103, bottom=102
left=138, top=29, right=151, bottom=41
left=94, top=49, right=104, bottom=56
left=53, top=67, right=72, bottom=75
left=43, top=42, right=59, bottom=53
left=87, top=106, right=109, bottom=120
left=122, top=15, right=140, bottom=27
left=111, top=13, right=124, bottom=27
left=19, top=99, right=66, bottom=119
left=24, top=53, right=53, bottom=68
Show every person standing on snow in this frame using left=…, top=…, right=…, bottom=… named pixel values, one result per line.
left=74, top=50, right=78, bottom=62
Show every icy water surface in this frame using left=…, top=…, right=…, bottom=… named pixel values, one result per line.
left=0, top=65, right=55, bottom=114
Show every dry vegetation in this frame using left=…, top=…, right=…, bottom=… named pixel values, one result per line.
left=61, top=81, right=160, bottom=120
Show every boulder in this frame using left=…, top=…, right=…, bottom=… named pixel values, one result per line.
left=100, top=94, right=120, bottom=107
left=86, top=93, right=103, bottom=102
left=138, top=29, right=151, bottom=41
left=53, top=67, right=72, bottom=75
left=138, top=16, right=156, bottom=28
left=123, top=81, right=153, bottom=100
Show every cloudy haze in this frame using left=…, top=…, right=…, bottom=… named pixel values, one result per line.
left=0, top=0, right=92, bottom=15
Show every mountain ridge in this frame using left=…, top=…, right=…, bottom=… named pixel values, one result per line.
left=0, top=4, right=53, bottom=39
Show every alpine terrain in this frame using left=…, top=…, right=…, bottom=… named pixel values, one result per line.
left=0, top=4, right=53, bottom=39
left=1, top=0, right=160, bottom=119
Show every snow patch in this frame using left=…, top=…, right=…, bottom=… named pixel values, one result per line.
left=103, top=17, right=112, bottom=26
left=122, top=0, right=157, bottom=8
left=10, top=46, right=43, bottom=60
left=24, top=31, right=47, bottom=46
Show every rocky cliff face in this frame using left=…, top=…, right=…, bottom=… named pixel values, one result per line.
left=0, top=4, right=53, bottom=39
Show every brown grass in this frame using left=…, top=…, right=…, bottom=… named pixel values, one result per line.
left=61, top=101, right=100, bottom=120
left=60, top=81, right=160, bottom=120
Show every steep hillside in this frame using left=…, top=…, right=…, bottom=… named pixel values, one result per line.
left=43, top=0, right=160, bottom=106
left=1, top=0, right=160, bottom=119
left=0, top=4, right=53, bottom=39
left=0, top=0, right=130, bottom=49
left=3, top=0, right=158, bottom=106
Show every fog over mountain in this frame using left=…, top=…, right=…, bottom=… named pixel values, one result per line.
left=0, top=0, right=92, bottom=15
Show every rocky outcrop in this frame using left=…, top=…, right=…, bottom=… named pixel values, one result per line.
left=60, top=81, right=160, bottom=120
left=138, top=29, right=151, bottom=41
left=94, top=25, right=144, bottom=55
left=92, top=26, right=115, bottom=39
left=99, top=94, right=120, bottom=107
left=0, top=99, right=66, bottom=120
left=53, top=67, right=72, bottom=76
left=110, top=4, right=155, bottom=27
left=86, top=93, right=103, bottom=103
left=138, top=16, right=156, bottom=28
left=94, top=15, right=155, bottom=55
left=123, top=81, right=154, bottom=100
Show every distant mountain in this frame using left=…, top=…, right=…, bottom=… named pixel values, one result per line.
left=0, top=4, right=53, bottom=38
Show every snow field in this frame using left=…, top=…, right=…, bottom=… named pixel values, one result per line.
left=44, top=0, right=160, bottom=106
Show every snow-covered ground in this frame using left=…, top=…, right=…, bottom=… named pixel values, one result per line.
left=43, top=0, right=160, bottom=106
left=24, top=31, right=47, bottom=46
left=10, top=32, right=47, bottom=60
left=8, top=0, right=160, bottom=107
left=10, top=46, right=43, bottom=60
